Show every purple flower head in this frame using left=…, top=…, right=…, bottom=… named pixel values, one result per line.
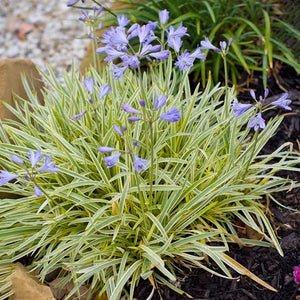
left=159, top=108, right=181, bottom=122
left=293, top=266, right=300, bottom=284
left=249, top=113, right=266, bottom=131
left=250, top=89, right=256, bottom=100
left=99, top=84, right=111, bottom=99
left=228, top=38, right=233, bottom=47
left=149, top=50, right=169, bottom=60
left=117, top=15, right=130, bottom=27
left=98, top=146, right=116, bottom=153
left=71, top=110, right=87, bottom=120
left=264, top=88, right=269, bottom=98
left=137, top=24, right=156, bottom=44
left=0, top=170, right=18, bottom=186
left=175, top=50, right=195, bottom=71
left=200, top=37, right=220, bottom=52
left=122, top=103, right=141, bottom=114
left=11, top=155, right=24, bottom=164
left=128, top=116, right=141, bottom=122
left=113, top=124, right=123, bottom=136
left=97, top=46, right=125, bottom=62
left=122, top=55, right=140, bottom=69
left=89, top=98, right=93, bottom=104
left=101, top=27, right=129, bottom=51
left=133, top=141, right=139, bottom=147
left=159, top=9, right=169, bottom=25
left=133, top=155, right=148, bottom=173
left=154, top=95, right=167, bottom=110
left=272, top=93, right=292, bottom=111
left=127, top=23, right=139, bottom=39
left=110, top=64, right=127, bottom=80
left=103, top=153, right=121, bottom=168
left=84, top=77, right=94, bottom=94
left=167, top=23, right=189, bottom=52
left=220, top=41, right=227, bottom=50
left=190, top=47, right=206, bottom=60
left=28, top=149, right=44, bottom=168
left=34, top=185, right=43, bottom=197
left=232, top=101, right=252, bottom=117
left=67, top=1, right=79, bottom=7
left=37, top=156, right=59, bottom=174
left=122, top=125, right=127, bottom=132
left=139, top=99, right=146, bottom=107
left=140, top=44, right=161, bottom=57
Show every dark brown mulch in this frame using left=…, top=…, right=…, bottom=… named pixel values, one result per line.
left=134, top=65, right=300, bottom=300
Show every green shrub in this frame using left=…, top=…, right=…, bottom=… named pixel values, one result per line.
left=0, top=59, right=299, bottom=299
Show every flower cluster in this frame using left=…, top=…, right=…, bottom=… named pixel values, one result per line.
left=0, top=150, right=59, bottom=197
left=98, top=94, right=181, bottom=171
left=70, top=77, right=111, bottom=119
left=232, top=89, right=292, bottom=131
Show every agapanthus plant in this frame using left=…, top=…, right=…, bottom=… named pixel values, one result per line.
left=0, top=8, right=299, bottom=300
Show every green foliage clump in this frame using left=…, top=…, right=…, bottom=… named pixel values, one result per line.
left=0, top=61, right=299, bottom=299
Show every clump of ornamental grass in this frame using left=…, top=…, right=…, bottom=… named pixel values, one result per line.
left=0, top=10, right=299, bottom=300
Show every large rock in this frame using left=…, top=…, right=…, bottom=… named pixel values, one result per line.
left=0, top=58, right=44, bottom=121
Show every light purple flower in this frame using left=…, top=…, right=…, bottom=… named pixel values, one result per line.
left=128, top=116, right=141, bottom=122
left=117, top=15, right=130, bottom=27
left=250, top=89, right=256, bottom=100
left=103, top=153, right=121, bottom=168
left=98, top=146, right=116, bottom=153
left=133, top=155, right=148, bottom=173
left=113, top=124, right=123, bottom=136
left=97, top=46, right=125, bottom=61
left=175, top=50, right=195, bottom=71
left=101, top=27, right=129, bottom=51
left=84, top=77, right=94, bottom=94
left=190, top=47, right=206, bottom=60
left=149, top=50, right=169, bottom=60
left=122, top=55, right=140, bottom=68
left=272, top=93, right=292, bottom=111
left=167, top=23, right=188, bottom=52
left=137, top=24, right=157, bottom=44
left=139, top=44, right=161, bottom=57
left=110, top=64, right=127, bottom=80
left=122, top=103, right=141, bottom=114
left=37, top=156, right=59, bottom=174
left=71, top=110, right=87, bottom=120
left=139, top=99, right=146, bottom=107
left=67, top=1, right=79, bottom=7
left=34, top=185, right=43, bottom=197
left=11, top=155, right=24, bottom=164
left=28, top=149, right=44, bottom=168
left=99, top=84, right=111, bottom=99
left=228, top=38, right=233, bottom=46
left=159, top=108, right=181, bottom=122
left=232, top=101, right=252, bottom=117
left=154, top=95, right=167, bottom=110
left=159, top=9, right=169, bottom=25
left=133, top=141, right=139, bottom=147
left=293, top=266, right=300, bottom=284
left=220, top=41, right=227, bottom=50
left=264, top=88, right=269, bottom=98
left=0, top=170, right=18, bottom=186
left=200, top=37, right=220, bottom=52
left=249, top=113, right=266, bottom=131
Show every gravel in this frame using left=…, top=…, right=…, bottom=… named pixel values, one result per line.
left=0, top=0, right=97, bottom=79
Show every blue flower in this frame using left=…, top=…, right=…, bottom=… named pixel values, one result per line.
left=154, top=95, right=166, bottom=110
left=113, top=124, right=123, bottom=136
left=28, top=149, right=44, bottom=168
left=133, top=141, right=139, bottom=147
left=103, top=153, right=121, bottom=168
left=128, top=116, right=141, bottom=122
left=0, top=170, right=18, bottom=186
left=11, top=155, right=24, bottom=164
left=249, top=113, right=266, bottom=131
left=190, top=47, right=206, bottom=60
left=99, top=84, right=111, bottom=99
left=133, top=155, right=148, bottom=173
left=98, top=146, right=116, bottom=153
left=272, top=93, right=292, bottom=111
left=71, top=110, right=87, bottom=120
left=159, top=108, right=181, bottom=122
left=149, top=50, right=169, bottom=60
left=34, top=185, right=43, bottom=197
left=117, top=15, right=130, bottom=27
left=167, top=23, right=189, bottom=52
left=122, top=55, right=140, bottom=69
left=110, top=64, right=127, bottom=80
left=122, top=103, right=141, bottom=114
left=37, top=156, right=59, bottom=174
left=175, top=50, right=195, bottom=71
left=139, top=99, right=146, bottom=107
left=84, top=77, right=94, bottom=94
left=101, top=27, right=129, bottom=51
left=159, top=9, right=169, bottom=25
left=137, top=24, right=157, bottom=44
left=232, top=101, right=252, bottom=117
left=200, top=37, right=220, bottom=52
left=250, top=89, right=256, bottom=100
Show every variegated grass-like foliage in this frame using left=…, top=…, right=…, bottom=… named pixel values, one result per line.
left=0, top=63, right=299, bottom=299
